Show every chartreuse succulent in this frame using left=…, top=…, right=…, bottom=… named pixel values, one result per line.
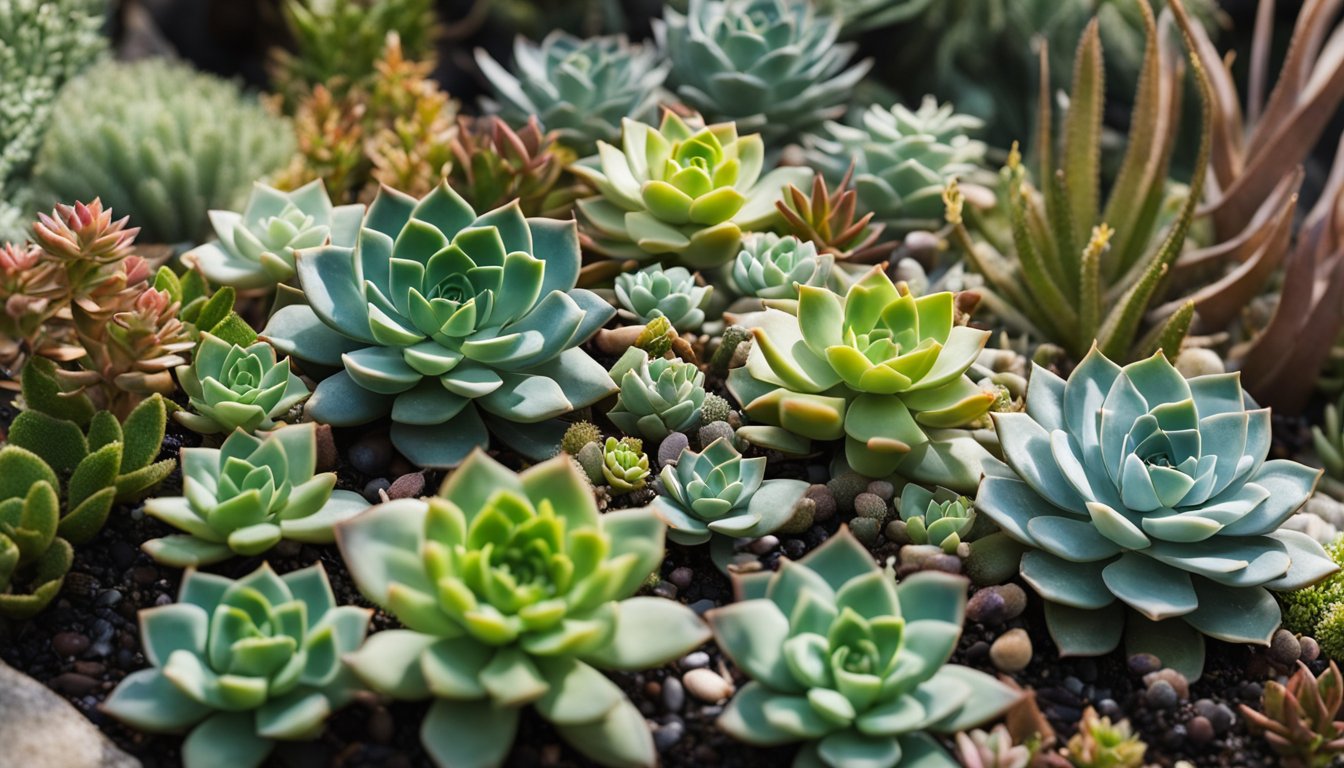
left=175, top=333, right=310, bottom=436
left=707, top=527, right=1020, bottom=766
left=571, top=112, right=812, bottom=269
left=727, top=266, right=996, bottom=491
left=606, top=347, right=707, bottom=442
left=141, top=424, right=368, bottom=567
left=1067, top=707, right=1146, bottom=768
left=613, top=264, right=712, bottom=332
left=335, top=450, right=711, bottom=768
left=185, top=180, right=363, bottom=290
left=601, top=437, right=650, bottom=493
left=1241, top=661, right=1344, bottom=768
left=977, top=348, right=1336, bottom=680
left=102, top=563, right=371, bottom=768
left=474, top=31, right=669, bottom=155
left=0, top=446, right=74, bottom=618
left=260, top=181, right=616, bottom=468
left=896, top=484, right=975, bottom=554
left=654, top=0, right=871, bottom=144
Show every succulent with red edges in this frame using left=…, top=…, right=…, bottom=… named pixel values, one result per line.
left=776, top=168, right=894, bottom=263
left=446, top=115, right=579, bottom=219
left=1241, top=661, right=1344, bottom=768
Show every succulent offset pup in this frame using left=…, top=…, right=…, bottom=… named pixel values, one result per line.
left=175, top=333, right=310, bottom=435
left=102, top=563, right=371, bottom=768
left=708, top=527, right=1020, bottom=766
left=612, top=263, right=712, bottom=332
left=261, top=181, right=616, bottom=468
left=896, top=483, right=977, bottom=554
left=978, top=348, right=1337, bottom=679
left=606, top=346, right=707, bottom=441
left=0, top=446, right=75, bottom=619
left=336, top=450, right=710, bottom=768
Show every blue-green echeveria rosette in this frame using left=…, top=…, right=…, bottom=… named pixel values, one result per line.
left=185, top=180, right=363, bottom=290
left=101, top=563, right=371, bottom=768
left=175, top=332, right=310, bottom=435
left=612, top=263, right=712, bottom=332
left=708, top=527, right=1020, bottom=767
left=141, top=424, right=369, bottom=567
left=335, top=450, right=711, bottom=768
left=730, top=233, right=836, bottom=302
left=727, top=266, right=995, bottom=491
left=977, top=348, right=1337, bottom=680
left=607, top=346, right=706, bottom=442
left=260, top=182, right=617, bottom=469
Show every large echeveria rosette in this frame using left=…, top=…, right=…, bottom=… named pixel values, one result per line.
left=978, top=349, right=1337, bottom=679
left=335, top=451, right=710, bottom=768
left=260, top=182, right=616, bottom=468
left=727, top=266, right=994, bottom=491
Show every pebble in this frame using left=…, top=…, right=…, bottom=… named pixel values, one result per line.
left=782, top=539, right=806, bottom=559
left=682, top=669, right=734, bottom=703
left=1127, top=653, right=1162, bottom=676
left=1301, top=635, right=1322, bottom=662
left=1193, top=699, right=1235, bottom=733
left=94, top=589, right=122, bottom=608
left=966, top=585, right=1026, bottom=625
left=658, top=433, right=690, bottom=467
left=314, top=424, right=339, bottom=471
left=652, top=582, right=678, bottom=600
left=387, top=472, right=426, bottom=500
left=662, top=677, right=685, bottom=712
left=47, top=673, right=100, bottom=697
left=1160, top=723, right=1187, bottom=750
left=989, top=629, right=1032, bottom=673
left=1096, top=698, right=1123, bottom=720
left=129, top=566, right=158, bottom=586
left=927, top=554, right=962, bottom=574
left=72, top=662, right=103, bottom=677
left=1144, top=668, right=1190, bottom=700
left=653, top=719, right=685, bottom=752
left=680, top=652, right=710, bottom=670
left=748, top=536, right=779, bottom=556
left=698, top=421, right=735, bottom=449
left=363, top=478, right=391, bottom=503
left=1145, top=679, right=1179, bottom=709
left=805, top=485, right=836, bottom=522
left=865, top=481, right=894, bottom=502
left=349, top=435, right=393, bottom=475
left=668, top=568, right=694, bottom=590
left=51, top=632, right=89, bottom=658
left=1186, top=715, right=1214, bottom=745
left=1269, top=629, right=1302, bottom=667
left=368, top=706, right=394, bottom=743
left=1063, top=676, right=1085, bottom=697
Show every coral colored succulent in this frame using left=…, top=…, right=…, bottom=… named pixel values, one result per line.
left=175, top=334, right=310, bottom=436
left=606, top=347, right=707, bottom=442
left=1241, top=661, right=1344, bottom=768
left=775, top=170, right=893, bottom=263
left=446, top=116, right=580, bottom=219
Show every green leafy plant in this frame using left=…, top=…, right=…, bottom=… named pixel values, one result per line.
left=601, top=436, right=650, bottom=493
left=977, top=347, right=1335, bottom=679
left=1065, top=707, right=1147, bottom=768
left=1282, top=537, right=1344, bottom=661
left=260, top=181, right=616, bottom=468
left=896, top=483, right=976, bottom=554
left=606, top=347, right=707, bottom=442
left=654, top=0, right=871, bottom=144
left=155, top=265, right=257, bottom=350
left=141, top=424, right=367, bottom=567
left=707, top=527, right=1020, bottom=765
left=727, top=266, right=995, bottom=490
left=612, top=264, right=712, bottom=332
left=102, top=563, right=371, bottom=768
left=572, top=111, right=812, bottom=269
left=446, top=116, right=580, bottom=219
left=475, top=31, right=669, bottom=156
left=729, top=233, right=836, bottom=305
left=0, top=446, right=74, bottom=619
left=175, top=334, right=310, bottom=436
left=335, top=450, right=711, bottom=767
left=1240, top=661, right=1344, bottom=768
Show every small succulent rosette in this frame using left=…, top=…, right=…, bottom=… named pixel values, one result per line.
left=896, top=483, right=977, bottom=554
left=707, top=527, right=1020, bottom=766
left=102, top=563, right=371, bottom=768
left=606, top=346, right=707, bottom=442
left=0, top=447, right=74, bottom=619
left=612, top=263, right=712, bottom=332
left=175, top=332, right=310, bottom=435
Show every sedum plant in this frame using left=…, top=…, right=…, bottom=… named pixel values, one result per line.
left=955, top=724, right=1033, bottom=768
left=0, top=446, right=74, bottom=619
left=727, top=266, right=995, bottom=491
left=606, top=347, right=707, bottom=442
left=1066, top=707, right=1147, bottom=768
left=654, top=0, right=871, bottom=144
left=775, top=169, right=893, bottom=264
left=261, top=181, right=615, bottom=468
left=708, top=527, right=1020, bottom=766
left=977, top=348, right=1336, bottom=679
left=474, top=31, right=669, bottom=156
left=175, top=334, right=310, bottom=436
left=601, top=436, right=650, bottom=493
left=896, top=483, right=976, bottom=554
left=336, top=450, right=711, bottom=768
left=33, top=59, right=293, bottom=244
left=446, top=116, right=580, bottom=219
left=730, top=233, right=836, bottom=305
left=1240, top=661, right=1344, bottom=768
left=185, top=180, right=364, bottom=291
left=805, top=96, right=986, bottom=236
left=141, top=424, right=368, bottom=567
left=612, top=264, right=712, bottom=332
left=102, top=563, right=371, bottom=768
left=571, top=111, right=812, bottom=269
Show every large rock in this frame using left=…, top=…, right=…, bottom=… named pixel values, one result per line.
left=0, top=660, right=140, bottom=768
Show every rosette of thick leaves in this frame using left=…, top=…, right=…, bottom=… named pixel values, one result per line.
left=175, top=333, right=310, bottom=435
left=141, top=424, right=368, bottom=566
left=607, top=347, right=707, bottom=441
left=613, top=264, right=712, bottom=332
left=0, top=446, right=73, bottom=619
left=730, top=234, right=836, bottom=302
left=897, top=484, right=975, bottom=554
left=336, top=450, right=710, bottom=768
left=102, top=563, right=371, bottom=768
left=708, top=527, right=1019, bottom=767
left=978, top=348, right=1337, bottom=679
left=260, top=182, right=616, bottom=468
left=601, top=437, right=650, bottom=493
left=185, top=180, right=363, bottom=290
left=727, top=266, right=994, bottom=490
left=571, top=112, right=812, bottom=269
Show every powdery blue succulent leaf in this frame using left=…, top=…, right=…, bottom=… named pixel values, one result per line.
left=1043, top=601, right=1125, bottom=657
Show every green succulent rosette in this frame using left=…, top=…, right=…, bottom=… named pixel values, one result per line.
left=708, top=527, right=1019, bottom=767
left=730, top=233, right=836, bottom=303
left=102, top=563, right=371, bottom=768
left=141, top=424, right=368, bottom=567
left=601, top=436, right=650, bottom=493
left=336, top=450, right=710, bottom=768
left=607, top=347, right=707, bottom=442
left=897, top=484, right=974, bottom=554
left=260, top=181, right=617, bottom=468
left=727, top=266, right=995, bottom=490
left=175, top=333, right=310, bottom=435
left=978, top=348, right=1337, bottom=679
left=612, top=263, right=712, bottom=332
left=0, top=446, right=74, bottom=619
left=185, top=180, right=363, bottom=290
left=572, top=112, right=812, bottom=269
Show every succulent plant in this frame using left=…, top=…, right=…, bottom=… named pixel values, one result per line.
left=729, top=233, right=836, bottom=304
left=708, top=527, right=1020, bottom=765
left=261, top=181, right=616, bottom=468
left=0, top=241, right=62, bottom=369
left=811, top=0, right=934, bottom=35
left=156, top=266, right=258, bottom=350
left=33, top=59, right=293, bottom=244
left=955, top=724, right=1032, bottom=768
left=606, top=347, right=707, bottom=442
left=805, top=97, right=986, bottom=237
left=1241, top=662, right=1344, bottom=768
left=0, top=446, right=74, bottom=619
left=474, top=31, right=669, bottom=155
left=446, top=116, right=580, bottom=219
left=102, top=563, right=371, bottom=768
left=185, top=180, right=363, bottom=291
left=977, top=347, right=1336, bottom=679
left=1065, top=707, right=1147, bottom=768
left=1313, top=395, right=1344, bottom=499
left=775, top=170, right=893, bottom=263
left=601, top=436, right=650, bottom=493
left=1282, top=536, right=1344, bottom=660
left=560, top=420, right=603, bottom=456
left=727, top=266, right=995, bottom=490
left=336, top=450, right=710, bottom=767
left=897, top=483, right=976, bottom=554
left=174, top=334, right=309, bottom=436
left=141, top=424, right=367, bottom=567
left=612, top=264, right=712, bottom=332
left=571, top=111, right=812, bottom=269
left=654, top=0, right=871, bottom=144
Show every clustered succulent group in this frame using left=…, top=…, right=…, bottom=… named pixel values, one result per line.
left=5, top=0, right=1344, bottom=765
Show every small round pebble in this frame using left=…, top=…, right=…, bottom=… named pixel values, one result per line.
left=1186, top=715, right=1214, bottom=745
left=387, top=472, right=426, bottom=500
left=363, top=478, right=391, bottom=503
left=1145, top=679, right=1179, bottom=710
left=668, top=567, right=694, bottom=590
left=989, top=628, right=1032, bottom=673
left=1194, top=698, right=1235, bottom=733
left=966, top=585, right=1026, bottom=625
left=680, top=651, right=710, bottom=670
left=1127, top=653, right=1162, bottom=676
left=653, top=719, right=685, bottom=751
left=1301, top=635, right=1322, bottom=662
left=683, top=668, right=734, bottom=703
left=349, top=434, right=393, bottom=475
left=52, top=632, right=90, bottom=657
left=1144, top=668, right=1190, bottom=700
left=748, top=535, right=780, bottom=555
left=865, top=480, right=894, bottom=502
left=698, top=421, right=735, bottom=449
left=805, top=484, right=836, bottom=522
left=1269, top=629, right=1302, bottom=667
left=658, top=433, right=690, bottom=467
left=662, top=677, right=686, bottom=712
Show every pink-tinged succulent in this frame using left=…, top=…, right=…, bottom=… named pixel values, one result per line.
left=32, top=198, right=138, bottom=266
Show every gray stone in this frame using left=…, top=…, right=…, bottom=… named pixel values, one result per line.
left=0, top=660, right=140, bottom=768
